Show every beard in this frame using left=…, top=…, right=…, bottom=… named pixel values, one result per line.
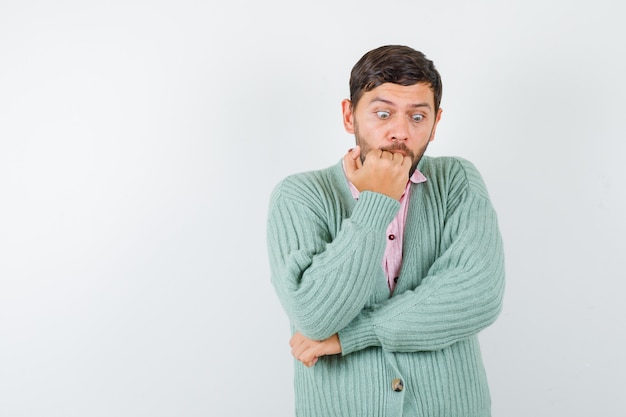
left=353, top=123, right=431, bottom=178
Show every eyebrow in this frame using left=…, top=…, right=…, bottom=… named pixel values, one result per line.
left=368, top=97, right=432, bottom=110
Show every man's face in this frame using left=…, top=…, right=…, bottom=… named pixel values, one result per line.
left=342, top=82, right=443, bottom=175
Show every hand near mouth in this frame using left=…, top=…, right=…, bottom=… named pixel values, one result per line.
left=343, top=146, right=412, bottom=201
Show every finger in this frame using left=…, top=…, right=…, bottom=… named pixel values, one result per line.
left=352, top=146, right=363, bottom=169
left=291, top=338, right=306, bottom=356
left=401, top=153, right=413, bottom=167
left=389, top=152, right=404, bottom=164
left=343, top=148, right=357, bottom=174
left=292, top=336, right=322, bottom=363
left=291, top=343, right=307, bottom=359
left=348, top=145, right=360, bottom=160
left=290, top=333, right=308, bottom=356
left=291, top=335, right=316, bottom=360
left=364, top=148, right=382, bottom=162
left=303, top=357, right=319, bottom=367
left=289, top=332, right=302, bottom=348
left=297, top=344, right=320, bottom=366
left=343, top=146, right=362, bottom=177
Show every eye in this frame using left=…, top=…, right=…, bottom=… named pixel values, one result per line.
left=412, top=114, right=424, bottom=122
left=376, top=111, right=390, bottom=119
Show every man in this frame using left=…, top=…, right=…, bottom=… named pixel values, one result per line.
left=266, top=45, right=505, bottom=417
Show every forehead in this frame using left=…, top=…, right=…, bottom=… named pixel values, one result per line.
left=360, top=82, right=435, bottom=108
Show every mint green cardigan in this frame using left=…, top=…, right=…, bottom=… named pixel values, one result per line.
left=267, top=156, right=505, bottom=417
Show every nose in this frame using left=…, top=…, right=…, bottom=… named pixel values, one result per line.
left=390, top=115, right=410, bottom=141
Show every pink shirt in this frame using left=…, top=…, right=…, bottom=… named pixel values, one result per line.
left=345, top=169, right=427, bottom=293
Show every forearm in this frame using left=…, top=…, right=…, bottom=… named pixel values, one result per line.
left=340, top=263, right=504, bottom=354
left=268, top=187, right=400, bottom=340
left=339, top=195, right=505, bottom=354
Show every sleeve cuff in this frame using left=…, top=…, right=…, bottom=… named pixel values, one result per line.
left=338, top=309, right=380, bottom=355
left=348, top=191, right=400, bottom=231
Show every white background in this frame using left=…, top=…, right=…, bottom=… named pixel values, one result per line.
left=1, top=1, right=624, bottom=416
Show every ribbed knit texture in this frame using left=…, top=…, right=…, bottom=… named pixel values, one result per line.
left=267, top=156, right=505, bottom=417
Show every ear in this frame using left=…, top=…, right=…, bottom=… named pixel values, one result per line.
left=428, top=108, right=443, bottom=142
left=341, top=99, right=355, bottom=134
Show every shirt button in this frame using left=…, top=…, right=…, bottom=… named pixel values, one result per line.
left=388, top=234, right=395, bottom=240
left=392, top=378, right=404, bottom=392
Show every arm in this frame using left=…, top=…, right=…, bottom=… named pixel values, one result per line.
left=266, top=148, right=411, bottom=341
left=338, top=158, right=505, bottom=354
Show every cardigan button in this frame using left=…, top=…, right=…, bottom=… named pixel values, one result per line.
left=391, top=378, right=404, bottom=392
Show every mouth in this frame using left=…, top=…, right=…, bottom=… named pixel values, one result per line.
left=381, top=146, right=410, bottom=158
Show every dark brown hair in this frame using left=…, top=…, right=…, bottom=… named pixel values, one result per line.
left=349, top=45, right=442, bottom=112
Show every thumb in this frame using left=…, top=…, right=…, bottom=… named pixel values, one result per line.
left=352, top=146, right=363, bottom=169
left=343, top=146, right=362, bottom=174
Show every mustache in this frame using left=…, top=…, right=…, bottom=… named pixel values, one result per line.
left=380, top=144, right=414, bottom=158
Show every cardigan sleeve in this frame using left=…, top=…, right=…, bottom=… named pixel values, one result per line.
left=267, top=174, right=400, bottom=341
left=338, top=158, right=506, bottom=354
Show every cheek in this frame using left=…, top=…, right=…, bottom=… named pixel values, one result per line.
left=362, top=121, right=387, bottom=140
left=411, top=124, right=435, bottom=140
left=407, top=131, right=432, bottom=151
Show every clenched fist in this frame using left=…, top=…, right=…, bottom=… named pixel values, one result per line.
left=290, top=332, right=341, bottom=367
left=343, top=145, right=412, bottom=201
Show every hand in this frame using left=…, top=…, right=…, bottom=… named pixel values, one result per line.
left=289, top=332, right=341, bottom=367
left=343, top=146, right=412, bottom=201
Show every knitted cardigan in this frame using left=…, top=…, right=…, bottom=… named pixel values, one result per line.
left=267, top=155, right=505, bottom=417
